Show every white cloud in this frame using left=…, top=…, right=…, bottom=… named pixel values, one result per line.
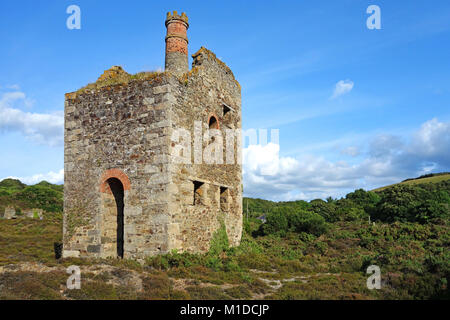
left=331, top=79, right=354, bottom=99
left=409, top=118, right=450, bottom=159
left=243, top=118, right=450, bottom=201
left=340, top=146, right=360, bottom=157
left=243, top=143, right=362, bottom=201
left=6, top=84, right=21, bottom=91
left=0, top=89, right=63, bottom=146
left=3, top=169, right=64, bottom=185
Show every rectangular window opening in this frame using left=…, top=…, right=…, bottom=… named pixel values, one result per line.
left=193, top=181, right=205, bottom=205
left=220, top=186, right=229, bottom=211
left=223, top=104, right=231, bottom=116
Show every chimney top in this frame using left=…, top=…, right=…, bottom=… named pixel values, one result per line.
left=165, top=11, right=189, bottom=26
left=164, top=11, right=189, bottom=75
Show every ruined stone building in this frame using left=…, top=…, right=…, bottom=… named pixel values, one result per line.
left=63, top=12, right=243, bottom=261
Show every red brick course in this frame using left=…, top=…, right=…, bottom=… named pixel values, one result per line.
left=166, top=37, right=188, bottom=55
left=166, top=20, right=188, bottom=55
left=208, top=113, right=220, bottom=129
left=99, top=168, right=131, bottom=193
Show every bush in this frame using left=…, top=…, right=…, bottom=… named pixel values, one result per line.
left=311, top=199, right=338, bottom=222
left=262, top=209, right=289, bottom=236
left=208, top=220, right=229, bottom=256
left=288, top=210, right=328, bottom=236
left=346, top=189, right=381, bottom=208
left=373, top=182, right=450, bottom=223
left=342, top=207, right=368, bottom=221
left=146, top=250, right=204, bottom=270
left=262, top=209, right=327, bottom=237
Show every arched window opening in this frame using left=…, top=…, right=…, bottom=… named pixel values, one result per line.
left=209, top=116, right=219, bottom=130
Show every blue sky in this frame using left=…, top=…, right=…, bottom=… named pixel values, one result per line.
left=1, top=0, right=449, bottom=200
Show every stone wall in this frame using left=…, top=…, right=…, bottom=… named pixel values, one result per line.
left=3, top=206, right=16, bottom=219
left=167, top=47, right=243, bottom=252
left=23, top=208, right=43, bottom=219
left=1, top=207, right=45, bottom=219
left=64, top=72, right=177, bottom=261
left=63, top=47, right=243, bottom=260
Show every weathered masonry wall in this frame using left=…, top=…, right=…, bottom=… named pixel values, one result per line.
left=167, top=48, right=243, bottom=252
left=63, top=11, right=243, bottom=261
left=63, top=74, right=177, bottom=261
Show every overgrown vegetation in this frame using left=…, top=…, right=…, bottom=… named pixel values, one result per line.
left=0, top=179, right=63, bottom=214
left=0, top=174, right=448, bottom=299
left=72, top=66, right=163, bottom=96
left=374, top=172, right=450, bottom=191
left=0, top=211, right=62, bottom=266
left=251, top=180, right=450, bottom=235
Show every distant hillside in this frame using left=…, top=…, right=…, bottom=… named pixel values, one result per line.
left=373, top=172, right=450, bottom=192
left=243, top=173, right=450, bottom=224
left=0, top=179, right=63, bottom=214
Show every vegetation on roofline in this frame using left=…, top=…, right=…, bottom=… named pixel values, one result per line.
left=69, top=67, right=164, bottom=97
left=68, top=46, right=242, bottom=98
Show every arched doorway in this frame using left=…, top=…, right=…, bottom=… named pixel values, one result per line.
left=106, top=178, right=124, bottom=258
left=99, top=169, right=130, bottom=259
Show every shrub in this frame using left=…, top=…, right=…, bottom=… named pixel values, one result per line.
left=288, top=210, right=328, bottom=236
left=311, top=199, right=338, bottom=222
left=185, top=286, right=230, bottom=300
left=262, top=209, right=289, bottom=236
left=261, top=209, right=328, bottom=237
left=208, top=220, right=229, bottom=257
left=342, top=207, right=368, bottom=221
left=373, top=183, right=450, bottom=223
left=346, top=189, right=381, bottom=207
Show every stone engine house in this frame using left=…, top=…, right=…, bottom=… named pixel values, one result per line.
left=63, top=12, right=243, bottom=261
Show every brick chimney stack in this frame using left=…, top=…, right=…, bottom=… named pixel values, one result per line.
left=165, top=11, right=189, bottom=76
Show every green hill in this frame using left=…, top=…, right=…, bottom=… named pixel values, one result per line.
left=373, top=172, right=450, bottom=191
left=0, top=178, right=26, bottom=194
left=243, top=175, right=450, bottom=225
left=0, top=179, right=63, bottom=214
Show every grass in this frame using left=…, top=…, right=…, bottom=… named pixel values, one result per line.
left=0, top=271, right=67, bottom=300
left=72, top=67, right=163, bottom=96
left=0, top=212, right=62, bottom=266
left=373, top=173, right=450, bottom=191
left=1, top=212, right=447, bottom=299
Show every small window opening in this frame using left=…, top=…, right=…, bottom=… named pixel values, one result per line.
left=209, top=116, right=219, bottom=129
left=193, top=181, right=205, bottom=205
left=220, top=187, right=229, bottom=211
left=223, top=104, right=231, bottom=116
